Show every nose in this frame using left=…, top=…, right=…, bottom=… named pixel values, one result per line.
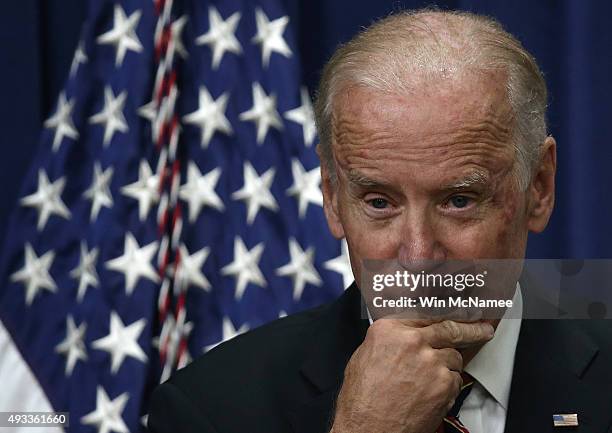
left=397, top=212, right=446, bottom=272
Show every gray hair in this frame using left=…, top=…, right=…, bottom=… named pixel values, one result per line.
left=314, top=9, right=548, bottom=190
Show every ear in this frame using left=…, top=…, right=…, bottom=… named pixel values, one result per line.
left=320, top=162, right=345, bottom=239
left=527, top=136, right=556, bottom=233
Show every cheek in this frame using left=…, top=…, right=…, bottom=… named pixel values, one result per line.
left=344, top=230, right=402, bottom=291
left=497, top=200, right=518, bottom=239
left=488, top=190, right=528, bottom=257
left=341, top=211, right=398, bottom=259
left=444, top=190, right=527, bottom=258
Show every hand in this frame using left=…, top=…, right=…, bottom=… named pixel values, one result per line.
left=330, top=319, right=494, bottom=433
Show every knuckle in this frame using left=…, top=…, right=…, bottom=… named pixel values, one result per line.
left=367, top=319, right=391, bottom=341
left=469, top=324, right=482, bottom=340
left=443, top=321, right=462, bottom=344
left=452, top=372, right=463, bottom=393
left=369, top=319, right=387, bottom=333
left=452, top=349, right=463, bottom=366
left=439, top=368, right=461, bottom=390
left=420, top=347, right=437, bottom=367
left=437, top=368, right=454, bottom=389
left=432, top=369, right=457, bottom=403
left=404, top=329, right=424, bottom=349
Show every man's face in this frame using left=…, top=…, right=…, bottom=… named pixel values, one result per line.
left=321, top=71, right=556, bottom=288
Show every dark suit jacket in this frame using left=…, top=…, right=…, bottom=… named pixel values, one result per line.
left=148, top=284, right=612, bottom=433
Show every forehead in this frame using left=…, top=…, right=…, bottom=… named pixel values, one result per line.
left=335, top=70, right=512, bottom=138
left=331, top=70, right=515, bottom=181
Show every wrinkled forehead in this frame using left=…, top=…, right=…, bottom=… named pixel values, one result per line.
left=331, top=69, right=515, bottom=150
left=328, top=70, right=518, bottom=190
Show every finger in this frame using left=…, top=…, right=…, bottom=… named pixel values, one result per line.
left=387, top=307, right=483, bottom=326
left=422, top=320, right=494, bottom=349
left=445, top=371, right=463, bottom=412
left=384, top=315, right=441, bottom=328
left=439, top=307, right=483, bottom=323
left=435, top=348, right=463, bottom=372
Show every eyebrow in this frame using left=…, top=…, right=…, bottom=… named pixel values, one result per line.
left=442, top=171, right=490, bottom=190
left=346, top=168, right=491, bottom=191
left=346, top=169, right=389, bottom=188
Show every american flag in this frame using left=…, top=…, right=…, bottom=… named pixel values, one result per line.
left=0, top=0, right=353, bottom=432
left=552, top=414, right=579, bottom=427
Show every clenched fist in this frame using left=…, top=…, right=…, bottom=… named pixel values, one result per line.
left=330, top=319, right=494, bottom=433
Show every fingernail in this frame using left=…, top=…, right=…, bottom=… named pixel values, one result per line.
left=483, top=323, right=495, bottom=338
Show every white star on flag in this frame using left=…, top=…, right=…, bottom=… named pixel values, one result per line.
left=10, top=243, right=56, bottom=306
left=81, top=386, right=129, bottom=433
left=55, top=316, right=87, bottom=376
left=286, top=158, right=323, bottom=218
left=120, top=160, right=160, bottom=221
left=284, top=87, right=317, bottom=146
left=138, top=98, right=159, bottom=142
left=221, top=237, right=266, bottom=300
left=20, top=169, right=71, bottom=231
left=204, top=316, right=249, bottom=352
left=196, top=6, right=242, bottom=69
left=232, top=161, right=278, bottom=224
left=89, top=86, right=128, bottom=147
left=44, top=92, right=79, bottom=152
left=92, top=312, right=147, bottom=374
left=183, top=87, right=232, bottom=148
left=176, top=244, right=211, bottom=291
left=105, top=232, right=159, bottom=295
left=171, top=15, right=189, bottom=59
left=251, top=8, right=292, bottom=68
left=70, top=241, right=100, bottom=302
left=276, top=238, right=322, bottom=301
left=96, top=4, right=143, bottom=67
left=83, top=162, right=114, bottom=222
left=70, top=40, right=88, bottom=77
left=179, top=162, right=224, bottom=222
left=239, top=82, right=283, bottom=144
left=324, top=239, right=354, bottom=289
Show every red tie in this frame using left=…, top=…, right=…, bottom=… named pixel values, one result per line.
left=436, top=373, right=475, bottom=433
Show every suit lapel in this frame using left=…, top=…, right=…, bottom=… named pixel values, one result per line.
left=507, top=274, right=612, bottom=433
left=287, top=283, right=369, bottom=433
left=505, top=318, right=606, bottom=433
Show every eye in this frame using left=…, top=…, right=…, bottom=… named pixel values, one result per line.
left=368, top=198, right=389, bottom=209
left=449, top=195, right=471, bottom=209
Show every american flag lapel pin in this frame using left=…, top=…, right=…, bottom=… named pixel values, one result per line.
left=553, top=414, right=579, bottom=427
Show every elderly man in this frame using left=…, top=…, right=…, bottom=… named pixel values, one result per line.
left=148, top=10, right=612, bottom=433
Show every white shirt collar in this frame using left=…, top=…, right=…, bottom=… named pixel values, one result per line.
left=463, top=284, right=523, bottom=410
left=365, top=283, right=523, bottom=410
